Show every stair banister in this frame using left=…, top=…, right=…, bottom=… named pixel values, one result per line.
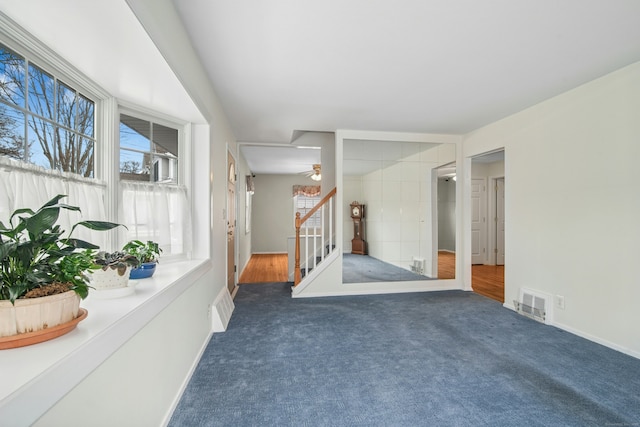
left=294, top=187, right=337, bottom=286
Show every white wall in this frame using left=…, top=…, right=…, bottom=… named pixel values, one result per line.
left=33, top=271, right=214, bottom=427
left=0, top=0, right=238, bottom=424
left=463, top=61, right=640, bottom=357
left=437, top=178, right=456, bottom=252
left=251, top=174, right=318, bottom=253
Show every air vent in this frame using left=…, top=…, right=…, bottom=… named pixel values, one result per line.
left=411, top=257, right=425, bottom=275
left=514, top=288, right=552, bottom=324
left=211, top=287, right=235, bottom=332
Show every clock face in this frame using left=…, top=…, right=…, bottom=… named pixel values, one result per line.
left=352, top=206, right=360, bottom=217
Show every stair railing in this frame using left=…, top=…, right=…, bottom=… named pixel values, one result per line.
left=294, top=187, right=337, bottom=286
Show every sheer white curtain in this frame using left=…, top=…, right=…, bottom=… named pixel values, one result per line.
left=0, top=157, right=110, bottom=249
left=119, top=181, right=192, bottom=257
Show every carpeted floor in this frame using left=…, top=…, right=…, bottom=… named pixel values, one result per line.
left=169, top=283, right=640, bottom=427
left=342, top=253, right=432, bottom=283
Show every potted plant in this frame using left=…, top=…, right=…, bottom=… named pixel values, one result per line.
left=91, top=250, right=140, bottom=292
left=122, top=240, right=162, bottom=279
left=0, top=195, right=123, bottom=348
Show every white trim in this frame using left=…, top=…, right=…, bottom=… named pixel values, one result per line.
left=0, top=12, right=109, bottom=100
left=502, top=300, right=640, bottom=360
left=552, top=321, right=640, bottom=360
left=160, top=330, right=214, bottom=427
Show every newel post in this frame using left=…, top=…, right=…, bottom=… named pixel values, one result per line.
left=294, top=212, right=302, bottom=285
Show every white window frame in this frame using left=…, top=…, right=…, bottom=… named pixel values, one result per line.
left=117, top=104, right=192, bottom=259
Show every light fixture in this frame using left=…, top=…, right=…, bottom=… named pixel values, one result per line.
left=310, top=164, right=321, bottom=181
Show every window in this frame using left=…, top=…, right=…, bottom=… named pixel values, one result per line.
left=118, top=111, right=190, bottom=257
left=119, top=113, right=178, bottom=183
left=0, top=42, right=96, bottom=177
left=1, top=26, right=192, bottom=259
left=295, top=195, right=321, bottom=230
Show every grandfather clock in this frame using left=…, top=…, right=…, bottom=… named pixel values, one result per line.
left=350, top=201, right=367, bottom=255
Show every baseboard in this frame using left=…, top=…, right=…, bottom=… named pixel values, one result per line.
left=502, top=301, right=639, bottom=360
left=160, top=330, right=214, bottom=427
left=294, top=282, right=462, bottom=298
left=552, top=320, right=640, bottom=360
left=252, top=251, right=287, bottom=255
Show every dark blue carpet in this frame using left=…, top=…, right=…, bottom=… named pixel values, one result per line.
left=169, top=283, right=640, bottom=426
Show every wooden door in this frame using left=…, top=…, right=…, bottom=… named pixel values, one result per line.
left=227, top=152, right=237, bottom=295
left=471, top=178, right=487, bottom=264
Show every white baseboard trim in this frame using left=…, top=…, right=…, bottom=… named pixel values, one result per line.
left=552, top=321, right=640, bottom=360
left=161, top=331, right=214, bottom=427
left=503, top=301, right=639, bottom=360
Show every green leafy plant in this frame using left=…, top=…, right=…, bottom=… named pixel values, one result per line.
left=122, top=240, right=162, bottom=264
left=0, top=194, right=124, bottom=304
left=93, top=251, right=139, bottom=276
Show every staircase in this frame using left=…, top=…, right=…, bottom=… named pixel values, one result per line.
left=294, top=188, right=337, bottom=286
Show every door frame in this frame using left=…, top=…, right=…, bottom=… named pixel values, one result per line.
left=487, top=176, right=505, bottom=265
left=227, top=148, right=239, bottom=298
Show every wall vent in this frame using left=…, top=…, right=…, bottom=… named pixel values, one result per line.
left=211, top=287, right=235, bottom=332
left=514, top=288, right=552, bottom=324
left=411, top=257, right=426, bottom=275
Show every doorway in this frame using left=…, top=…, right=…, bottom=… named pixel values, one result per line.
left=470, top=150, right=505, bottom=303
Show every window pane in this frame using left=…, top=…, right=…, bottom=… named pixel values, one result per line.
left=77, top=136, right=94, bottom=178
left=77, top=93, right=94, bottom=138
left=120, top=114, right=150, bottom=151
left=0, top=105, right=25, bottom=160
left=152, top=154, right=178, bottom=183
left=120, top=148, right=150, bottom=181
left=55, top=129, right=94, bottom=176
left=0, top=43, right=26, bottom=108
left=27, top=117, right=55, bottom=169
left=152, top=122, right=178, bottom=156
left=28, top=64, right=54, bottom=120
left=56, top=81, right=76, bottom=129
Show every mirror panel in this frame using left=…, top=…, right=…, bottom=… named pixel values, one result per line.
left=343, top=139, right=456, bottom=283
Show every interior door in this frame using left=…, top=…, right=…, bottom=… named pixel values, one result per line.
left=471, top=178, right=487, bottom=264
left=227, top=152, right=237, bottom=296
left=496, top=178, right=505, bottom=265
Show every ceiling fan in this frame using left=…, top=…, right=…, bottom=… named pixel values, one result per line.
left=301, top=163, right=321, bottom=181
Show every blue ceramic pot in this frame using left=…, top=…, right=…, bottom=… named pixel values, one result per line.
left=129, top=261, right=157, bottom=279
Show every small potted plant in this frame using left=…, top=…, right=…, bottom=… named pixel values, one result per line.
left=122, top=240, right=162, bottom=279
left=91, top=250, right=140, bottom=292
left=0, top=195, right=123, bottom=348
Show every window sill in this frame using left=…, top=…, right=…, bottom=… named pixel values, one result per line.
left=0, top=258, right=211, bottom=424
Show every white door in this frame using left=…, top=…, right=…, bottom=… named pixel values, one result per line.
left=471, top=178, right=487, bottom=265
left=496, top=178, right=505, bottom=265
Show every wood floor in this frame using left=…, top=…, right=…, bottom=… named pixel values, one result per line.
left=438, top=251, right=504, bottom=303
left=238, top=253, right=288, bottom=283
left=239, top=252, right=505, bottom=304
left=471, top=263, right=505, bottom=303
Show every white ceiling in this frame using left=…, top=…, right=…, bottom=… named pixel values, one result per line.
left=174, top=0, right=640, bottom=147
left=239, top=144, right=321, bottom=174
left=0, top=0, right=204, bottom=124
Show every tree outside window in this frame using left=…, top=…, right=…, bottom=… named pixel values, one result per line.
left=0, top=42, right=96, bottom=177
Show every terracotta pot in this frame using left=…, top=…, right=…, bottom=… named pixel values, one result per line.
left=0, top=290, right=81, bottom=338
